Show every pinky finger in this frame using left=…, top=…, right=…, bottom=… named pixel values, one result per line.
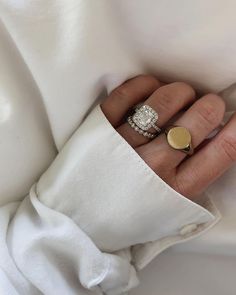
left=175, top=113, right=236, bottom=199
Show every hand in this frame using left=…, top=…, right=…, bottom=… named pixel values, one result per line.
left=101, top=75, right=236, bottom=201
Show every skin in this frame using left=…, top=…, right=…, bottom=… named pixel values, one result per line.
left=101, top=75, right=236, bottom=201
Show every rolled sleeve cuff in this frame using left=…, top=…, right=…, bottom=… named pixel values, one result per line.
left=99, top=254, right=139, bottom=295
left=131, top=193, right=221, bottom=269
left=36, top=103, right=221, bottom=253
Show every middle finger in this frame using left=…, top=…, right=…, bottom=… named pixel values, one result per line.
left=141, top=93, right=225, bottom=171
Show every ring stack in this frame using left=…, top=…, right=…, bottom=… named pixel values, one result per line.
left=127, top=105, right=161, bottom=139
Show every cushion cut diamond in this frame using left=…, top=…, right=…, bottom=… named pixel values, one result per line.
left=133, top=105, right=158, bottom=130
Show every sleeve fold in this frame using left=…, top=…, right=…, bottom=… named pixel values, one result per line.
left=0, top=103, right=221, bottom=295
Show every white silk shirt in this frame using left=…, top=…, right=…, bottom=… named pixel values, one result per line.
left=0, top=1, right=235, bottom=294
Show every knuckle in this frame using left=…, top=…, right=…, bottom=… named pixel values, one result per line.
left=219, top=134, right=236, bottom=162
left=204, top=93, right=226, bottom=111
left=157, top=91, right=174, bottom=112
left=135, top=74, right=161, bottom=90
left=172, top=81, right=196, bottom=98
left=197, top=94, right=225, bottom=127
left=157, top=82, right=195, bottom=112
left=111, top=75, right=160, bottom=101
left=138, top=74, right=160, bottom=85
left=112, top=85, right=130, bottom=101
left=158, top=82, right=196, bottom=112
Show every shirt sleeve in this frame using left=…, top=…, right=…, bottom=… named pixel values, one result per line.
left=0, top=103, right=221, bottom=295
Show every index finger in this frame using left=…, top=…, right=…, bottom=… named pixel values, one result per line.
left=101, top=75, right=161, bottom=127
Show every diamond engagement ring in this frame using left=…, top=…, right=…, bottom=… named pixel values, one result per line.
left=127, top=105, right=161, bottom=139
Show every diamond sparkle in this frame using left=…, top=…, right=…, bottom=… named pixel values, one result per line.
left=133, top=105, right=158, bottom=131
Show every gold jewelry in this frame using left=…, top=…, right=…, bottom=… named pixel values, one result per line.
left=165, top=126, right=194, bottom=155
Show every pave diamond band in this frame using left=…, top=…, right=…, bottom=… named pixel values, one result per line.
left=151, top=123, right=162, bottom=133
left=127, top=105, right=161, bottom=139
left=127, top=116, right=157, bottom=139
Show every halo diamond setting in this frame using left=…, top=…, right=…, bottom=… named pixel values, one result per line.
left=133, top=105, right=158, bottom=131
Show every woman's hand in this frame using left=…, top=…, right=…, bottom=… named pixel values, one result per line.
left=101, top=75, right=236, bottom=201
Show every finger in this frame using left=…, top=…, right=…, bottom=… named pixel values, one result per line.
left=117, top=82, right=196, bottom=147
left=101, top=75, right=161, bottom=127
left=175, top=112, right=236, bottom=199
left=142, top=94, right=225, bottom=170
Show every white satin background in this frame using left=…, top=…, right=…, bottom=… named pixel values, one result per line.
left=0, top=1, right=236, bottom=294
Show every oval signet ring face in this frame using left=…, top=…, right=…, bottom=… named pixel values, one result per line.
left=165, top=126, right=193, bottom=155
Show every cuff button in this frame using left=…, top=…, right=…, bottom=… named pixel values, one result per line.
left=180, top=223, right=198, bottom=236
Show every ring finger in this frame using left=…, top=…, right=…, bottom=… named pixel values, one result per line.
left=117, top=82, right=196, bottom=147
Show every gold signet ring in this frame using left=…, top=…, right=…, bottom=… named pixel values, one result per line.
left=165, top=126, right=194, bottom=155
